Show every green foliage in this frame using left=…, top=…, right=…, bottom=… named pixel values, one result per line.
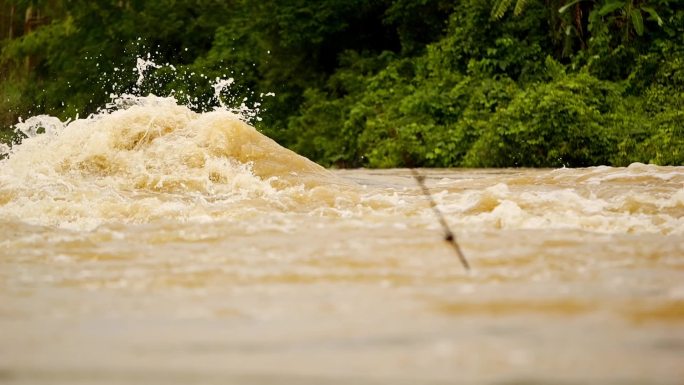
left=1, top=0, right=683, bottom=166
left=636, top=109, right=684, bottom=165
left=464, top=72, right=620, bottom=167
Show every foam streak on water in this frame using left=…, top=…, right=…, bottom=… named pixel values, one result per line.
left=0, top=95, right=683, bottom=385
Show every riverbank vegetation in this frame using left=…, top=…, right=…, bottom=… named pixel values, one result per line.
left=1, top=0, right=682, bottom=167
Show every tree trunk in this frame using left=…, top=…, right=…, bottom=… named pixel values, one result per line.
left=25, top=6, right=38, bottom=71
left=8, top=4, right=15, bottom=39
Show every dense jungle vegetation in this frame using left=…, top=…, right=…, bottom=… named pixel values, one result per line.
left=1, top=0, right=683, bottom=167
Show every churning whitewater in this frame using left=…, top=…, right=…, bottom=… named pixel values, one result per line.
left=0, top=95, right=349, bottom=230
left=0, top=94, right=682, bottom=234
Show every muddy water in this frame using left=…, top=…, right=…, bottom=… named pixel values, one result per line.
left=1, top=97, right=683, bottom=384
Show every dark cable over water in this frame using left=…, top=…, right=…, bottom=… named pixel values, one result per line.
left=410, top=169, right=471, bottom=271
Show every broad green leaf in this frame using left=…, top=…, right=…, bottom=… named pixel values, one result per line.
left=558, top=0, right=583, bottom=14
left=641, top=6, right=663, bottom=27
left=598, top=1, right=625, bottom=16
left=631, top=9, right=644, bottom=35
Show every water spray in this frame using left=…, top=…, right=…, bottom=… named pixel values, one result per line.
left=410, top=169, right=471, bottom=271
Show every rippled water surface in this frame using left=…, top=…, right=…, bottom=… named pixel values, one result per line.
left=1, top=97, right=683, bottom=384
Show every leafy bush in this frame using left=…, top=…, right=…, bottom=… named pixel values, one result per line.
left=464, top=71, right=621, bottom=167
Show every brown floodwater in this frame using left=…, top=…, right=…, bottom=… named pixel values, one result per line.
left=1, top=96, right=683, bottom=384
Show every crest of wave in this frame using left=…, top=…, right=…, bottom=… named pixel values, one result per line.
left=0, top=95, right=342, bottom=229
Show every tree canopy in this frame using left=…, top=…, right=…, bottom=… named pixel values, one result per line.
left=1, top=0, right=682, bottom=166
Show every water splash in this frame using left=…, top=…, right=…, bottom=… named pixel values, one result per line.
left=15, top=115, right=65, bottom=138
left=135, top=55, right=161, bottom=87
left=0, top=142, right=10, bottom=157
left=0, top=94, right=341, bottom=230
left=212, top=77, right=235, bottom=106
left=211, top=77, right=260, bottom=121
left=0, top=55, right=344, bottom=230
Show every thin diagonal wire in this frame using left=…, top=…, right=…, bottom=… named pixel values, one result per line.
left=411, top=169, right=470, bottom=271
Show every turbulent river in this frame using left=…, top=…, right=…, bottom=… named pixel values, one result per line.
left=1, top=96, right=683, bottom=385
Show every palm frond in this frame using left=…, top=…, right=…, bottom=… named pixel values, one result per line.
left=491, top=0, right=514, bottom=19
left=491, top=0, right=532, bottom=19
left=513, top=0, right=529, bottom=16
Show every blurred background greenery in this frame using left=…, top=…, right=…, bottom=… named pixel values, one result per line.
left=1, top=0, right=682, bottom=167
